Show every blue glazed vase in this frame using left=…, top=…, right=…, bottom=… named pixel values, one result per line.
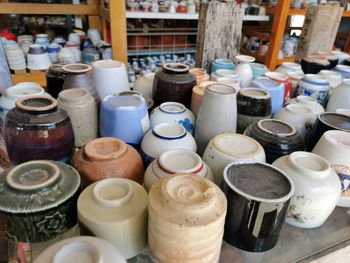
left=210, top=58, right=235, bottom=74
left=100, top=95, right=150, bottom=147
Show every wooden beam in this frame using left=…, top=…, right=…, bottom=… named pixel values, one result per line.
left=0, top=3, right=98, bottom=15
left=98, top=6, right=110, bottom=22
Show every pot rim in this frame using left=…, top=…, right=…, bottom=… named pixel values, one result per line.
left=62, top=63, right=92, bottom=73
left=257, top=119, right=297, bottom=137
left=16, top=95, right=57, bottom=112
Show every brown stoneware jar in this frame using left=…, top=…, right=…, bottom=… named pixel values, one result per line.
left=71, top=137, right=144, bottom=187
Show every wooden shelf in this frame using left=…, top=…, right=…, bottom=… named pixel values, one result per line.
left=267, top=7, right=350, bottom=17
left=11, top=72, right=46, bottom=87
left=277, top=57, right=297, bottom=64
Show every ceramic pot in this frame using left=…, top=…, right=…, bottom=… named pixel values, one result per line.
left=216, top=77, right=241, bottom=91
left=58, top=89, right=98, bottom=148
left=244, top=119, right=304, bottom=163
left=17, top=35, right=33, bottom=46
left=100, top=95, right=149, bottom=147
left=35, top=236, right=126, bottom=263
left=140, top=123, right=197, bottom=168
left=68, top=32, right=81, bottom=45
left=222, top=162, right=294, bottom=252
left=189, top=68, right=209, bottom=84
left=274, top=104, right=317, bottom=140
left=118, top=90, right=154, bottom=111
left=150, top=102, right=195, bottom=134
left=65, top=43, right=81, bottom=63
left=91, top=60, right=129, bottom=100
left=250, top=62, right=269, bottom=79
left=0, top=160, right=80, bottom=243
left=326, top=79, right=350, bottom=112
left=202, top=133, right=265, bottom=185
left=190, top=81, right=217, bottom=117
left=87, top=28, right=101, bottom=46
left=82, top=47, right=100, bottom=65
left=35, top=33, right=49, bottom=49
left=4, top=96, right=75, bottom=164
left=133, top=72, right=155, bottom=100
left=298, top=74, right=330, bottom=106
left=153, top=63, right=196, bottom=108
left=287, top=72, right=305, bottom=97
left=332, top=50, right=350, bottom=65
left=148, top=174, right=227, bottom=262
left=5, top=46, right=26, bottom=70
left=27, top=44, right=51, bottom=70
left=144, top=149, right=213, bottom=191
left=265, top=72, right=292, bottom=103
left=251, top=77, right=285, bottom=115
left=307, top=112, right=350, bottom=151
left=47, top=43, right=61, bottom=63
left=332, top=65, right=350, bottom=78
left=301, top=57, right=330, bottom=74
left=276, top=62, right=303, bottom=74
left=287, top=95, right=324, bottom=115
left=46, top=64, right=67, bottom=99
left=210, top=58, right=235, bottom=73
left=336, top=108, right=350, bottom=117
left=62, top=63, right=99, bottom=102
left=331, top=164, right=350, bottom=207
left=234, top=55, right=255, bottom=87
left=237, top=88, right=272, bottom=133
left=195, top=83, right=237, bottom=155
left=318, top=70, right=342, bottom=90
left=210, top=69, right=240, bottom=82
left=273, top=152, right=341, bottom=228
left=78, top=178, right=147, bottom=259
left=58, top=47, right=76, bottom=64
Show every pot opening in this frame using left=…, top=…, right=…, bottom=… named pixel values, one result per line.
left=258, top=119, right=296, bottom=137
left=85, top=138, right=127, bottom=161
left=62, top=63, right=92, bottom=73
left=16, top=96, right=57, bottom=112
left=159, top=102, right=186, bottom=114
left=163, top=63, right=189, bottom=73
left=153, top=123, right=186, bottom=139
left=159, top=150, right=202, bottom=173
left=52, top=241, right=102, bottom=263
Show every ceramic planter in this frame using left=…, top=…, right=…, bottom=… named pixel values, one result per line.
left=57, top=89, right=98, bottom=148
left=150, top=102, right=195, bottom=134
left=0, top=160, right=81, bottom=243
left=234, top=55, right=255, bottom=87
left=326, top=79, right=350, bottom=112
left=78, top=178, right=148, bottom=259
left=144, top=149, right=213, bottom=191
left=298, top=74, right=330, bottom=106
left=210, top=58, right=235, bottom=73
left=195, top=83, right=237, bottom=155
left=71, top=137, right=144, bottom=187
left=4, top=96, right=75, bottom=164
left=148, top=174, right=227, bottom=262
left=273, top=152, right=341, bottom=228
left=153, top=63, right=196, bottom=108
left=222, top=162, right=294, bottom=252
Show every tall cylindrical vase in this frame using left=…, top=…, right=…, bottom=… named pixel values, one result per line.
left=195, top=83, right=237, bottom=155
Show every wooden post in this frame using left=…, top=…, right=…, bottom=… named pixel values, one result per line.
left=296, top=6, right=344, bottom=59
left=196, top=1, right=243, bottom=70
left=87, top=0, right=102, bottom=34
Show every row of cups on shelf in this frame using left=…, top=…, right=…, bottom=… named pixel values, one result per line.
left=127, top=0, right=200, bottom=14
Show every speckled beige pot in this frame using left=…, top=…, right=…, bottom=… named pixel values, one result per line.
left=58, top=88, right=98, bottom=148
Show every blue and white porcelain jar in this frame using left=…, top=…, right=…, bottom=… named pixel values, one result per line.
left=332, top=65, right=350, bottom=78
left=150, top=102, right=195, bottom=134
left=298, top=74, right=330, bottom=106
left=35, top=33, right=50, bottom=50
left=47, top=43, right=61, bottom=63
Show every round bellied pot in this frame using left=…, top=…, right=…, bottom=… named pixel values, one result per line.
left=148, top=174, right=227, bottom=262
left=144, top=149, right=214, bottom=191
left=62, top=63, right=99, bottom=102
left=250, top=62, right=270, bottom=79
left=318, top=70, right=342, bottom=90
left=4, top=96, right=75, bottom=165
left=46, top=64, right=67, bottom=99
left=0, top=160, right=81, bottom=243
left=244, top=119, right=304, bottom=163
left=298, top=74, right=330, bottom=106
left=27, top=44, right=51, bottom=70
left=140, top=123, right=197, bottom=168
left=202, top=133, right=266, bottom=185
left=195, top=83, right=237, bottom=155
left=152, top=63, right=196, bottom=108
left=71, top=137, right=144, bottom=187
left=190, top=80, right=217, bottom=117
left=222, top=162, right=294, bottom=252
left=78, top=178, right=148, bottom=259
left=286, top=95, right=324, bottom=115
left=234, top=55, right=255, bottom=88
left=301, top=57, right=330, bottom=74
left=276, top=62, right=303, bottom=74
left=210, top=58, right=235, bottom=73
left=326, top=79, right=350, bottom=112
left=57, top=89, right=98, bottom=148
left=273, top=152, right=341, bottom=228
left=150, top=102, right=195, bottom=134
left=237, top=88, right=272, bottom=133
left=332, top=65, right=350, bottom=78
left=35, top=236, right=126, bottom=263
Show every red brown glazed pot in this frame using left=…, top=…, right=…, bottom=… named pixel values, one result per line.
left=152, top=63, right=196, bottom=108
left=71, top=137, right=144, bottom=187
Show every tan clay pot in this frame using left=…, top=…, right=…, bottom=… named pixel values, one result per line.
left=71, top=137, right=144, bottom=187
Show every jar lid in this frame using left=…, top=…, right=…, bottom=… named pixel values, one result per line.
left=0, top=161, right=81, bottom=213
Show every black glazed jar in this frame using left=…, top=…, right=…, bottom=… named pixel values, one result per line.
left=46, top=64, right=67, bottom=99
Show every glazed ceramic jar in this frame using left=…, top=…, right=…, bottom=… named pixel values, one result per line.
left=91, top=60, right=129, bottom=100
left=210, top=58, right=235, bottom=73
left=331, top=165, right=350, bottom=207
left=326, top=79, right=350, bottom=112
left=78, top=178, right=148, bottom=259
left=244, top=119, right=304, bottom=163
left=46, top=64, right=67, bottom=99
left=210, top=69, right=240, bottom=82
left=234, top=55, right=255, bottom=87
left=202, top=133, right=266, bottom=185
left=190, top=80, right=217, bottom=117
left=336, top=108, right=350, bottom=117
left=140, top=123, right=197, bottom=167
left=276, top=62, right=303, bottom=74
left=318, top=70, right=342, bottom=90
left=332, top=65, right=350, bottom=78
left=5, top=46, right=26, bottom=71
left=332, top=50, right=350, bottom=65
left=148, top=174, right=227, bottom=262
left=287, top=72, right=305, bottom=96
left=237, top=88, right=272, bottom=133
left=62, top=63, right=99, bottom=102
left=58, top=47, right=76, bottom=64
left=150, top=102, right=195, bottom=134
left=222, top=162, right=294, bottom=252
left=144, top=149, right=214, bottom=191
left=71, top=137, right=144, bottom=187
left=153, top=63, right=196, bottom=108
left=195, top=83, right=237, bottom=155
left=4, top=96, right=75, bottom=164
left=250, top=62, right=269, bottom=79
left=35, top=236, right=126, bottom=263
left=35, top=33, right=49, bottom=49
left=133, top=72, right=155, bottom=100
left=265, top=72, right=292, bottom=103
left=0, top=160, right=80, bottom=243
left=100, top=95, right=149, bottom=147
left=189, top=68, right=209, bottom=84
left=298, top=74, right=330, bottom=106
left=273, top=152, right=341, bottom=228
left=287, top=95, right=324, bottom=115
left=47, top=43, right=61, bottom=63
left=27, top=44, right=51, bottom=70
left=58, top=89, right=98, bottom=148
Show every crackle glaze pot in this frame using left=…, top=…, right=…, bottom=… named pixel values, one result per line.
left=71, top=137, right=144, bottom=187
left=4, top=96, right=75, bottom=165
left=273, top=152, right=341, bottom=228
left=148, top=174, right=227, bottom=262
left=0, top=160, right=81, bottom=243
